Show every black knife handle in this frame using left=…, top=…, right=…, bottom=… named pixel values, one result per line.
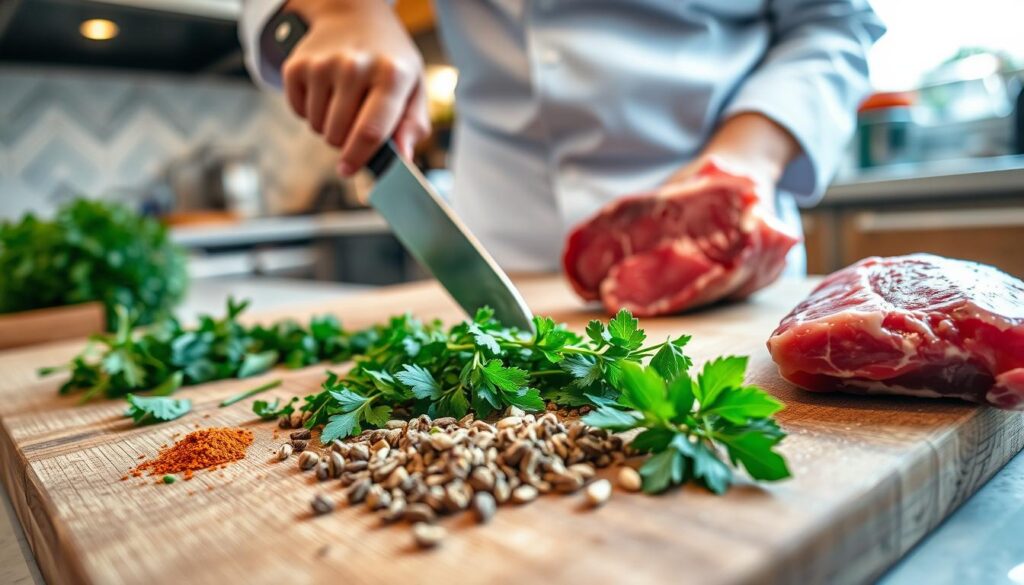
left=261, top=10, right=397, bottom=178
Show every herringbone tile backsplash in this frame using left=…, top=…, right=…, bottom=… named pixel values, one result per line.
left=0, top=66, right=338, bottom=220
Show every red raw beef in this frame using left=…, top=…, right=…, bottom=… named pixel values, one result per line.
left=562, top=161, right=799, bottom=317
left=767, top=254, right=1024, bottom=409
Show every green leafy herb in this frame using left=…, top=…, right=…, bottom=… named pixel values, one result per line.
left=124, top=394, right=191, bottom=425
left=0, top=199, right=187, bottom=330
left=583, top=357, right=789, bottom=495
left=41, top=298, right=363, bottom=401
left=220, top=379, right=283, bottom=407
left=43, top=289, right=791, bottom=495
left=253, top=396, right=298, bottom=420
left=301, top=308, right=685, bottom=441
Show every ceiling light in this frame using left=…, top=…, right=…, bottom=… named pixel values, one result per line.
left=80, top=19, right=119, bottom=41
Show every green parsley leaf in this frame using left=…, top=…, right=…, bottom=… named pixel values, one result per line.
left=640, top=448, right=685, bottom=494
left=102, top=349, right=146, bottom=389
left=561, top=354, right=603, bottom=387
left=481, top=360, right=529, bottom=392
left=473, top=306, right=495, bottom=324
left=504, top=387, right=545, bottom=412
left=629, top=428, right=677, bottom=453
left=617, top=362, right=674, bottom=422
left=321, top=410, right=363, bottom=443
left=252, top=397, right=297, bottom=420
left=149, top=371, right=184, bottom=397
left=667, top=375, right=695, bottom=421
left=716, top=431, right=791, bottom=481
left=327, top=387, right=368, bottom=411
left=395, top=364, right=442, bottom=399
left=607, top=309, right=646, bottom=350
left=124, top=394, right=191, bottom=426
left=650, top=335, right=692, bottom=381
left=365, top=404, right=393, bottom=427
left=237, top=350, right=279, bottom=378
left=691, top=442, right=733, bottom=494
left=702, top=386, right=784, bottom=424
left=468, top=323, right=501, bottom=355
left=582, top=406, right=642, bottom=432
left=696, top=356, right=748, bottom=408
left=585, top=320, right=611, bottom=346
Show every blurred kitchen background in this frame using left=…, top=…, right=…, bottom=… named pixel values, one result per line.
left=1, top=0, right=1023, bottom=296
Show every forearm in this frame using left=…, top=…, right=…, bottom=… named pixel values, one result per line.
left=717, top=0, right=885, bottom=200
left=699, top=113, right=800, bottom=185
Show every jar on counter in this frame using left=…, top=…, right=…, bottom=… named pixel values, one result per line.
left=856, top=91, right=918, bottom=168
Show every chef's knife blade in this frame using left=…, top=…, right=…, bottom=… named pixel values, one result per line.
left=265, top=11, right=535, bottom=331
left=365, top=144, right=535, bottom=331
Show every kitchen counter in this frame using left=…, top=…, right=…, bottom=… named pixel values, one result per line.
left=1, top=277, right=1023, bottom=583
left=824, top=154, right=1024, bottom=205
left=170, top=210, right=389, bottom=249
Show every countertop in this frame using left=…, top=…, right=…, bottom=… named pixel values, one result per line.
left=2, top=277, right=1023, bottom=584
left=167, top=155, right=1024, bottom=251
left=824, top=154, right=1024, bottom=204
left=170, top=210, right=389, bottom=248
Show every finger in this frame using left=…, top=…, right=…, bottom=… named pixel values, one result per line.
left=323, top=62, right=370, bottom=149
left=339, top=61, right=416, bottom=173
left=305, top=61, right=333, bottom=134
left=393, top=83, right=431, bottom=159
left=282, top=59, right=307, bottom=118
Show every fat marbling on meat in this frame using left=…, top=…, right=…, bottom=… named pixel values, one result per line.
left=767, top=254, right=1024, bottom=408
left=562, top=161, right=799, bottom=316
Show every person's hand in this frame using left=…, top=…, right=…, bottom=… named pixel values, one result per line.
left=281, top=0, right=430, bottom=176
left=663, top=112, right=800, bottom=213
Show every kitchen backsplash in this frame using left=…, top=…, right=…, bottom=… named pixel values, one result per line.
left=0, top=66, right=337, bottom=220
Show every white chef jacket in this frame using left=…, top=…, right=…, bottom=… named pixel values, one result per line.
left=240, top=0, right=884, bottom=272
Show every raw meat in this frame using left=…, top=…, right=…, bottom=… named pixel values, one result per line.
left=767, top=254, right=1024, bottom=409
left=562, top=161, right=799, bottom=317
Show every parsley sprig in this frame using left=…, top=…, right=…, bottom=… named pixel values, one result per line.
left=301, top=308, right=690, bottom=443
left=42, top=299, right=363, bottom=400
left=583, top=356, right=790, bottom=494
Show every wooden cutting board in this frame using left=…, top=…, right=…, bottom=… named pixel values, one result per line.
left=1, top=276, right=1021, bottom=585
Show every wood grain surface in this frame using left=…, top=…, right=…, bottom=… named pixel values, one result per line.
left=0, top=276, right=1020, bottom=585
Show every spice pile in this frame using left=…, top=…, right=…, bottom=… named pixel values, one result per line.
left=279, top=408, right=639, bottom=548
left=131, top=427, right=254, bottom=481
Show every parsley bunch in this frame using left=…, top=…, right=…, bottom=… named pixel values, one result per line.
left=0, top=199, right=187, bottom=330
left=42, top=299, right=360, bottom=400
left=301, top=308, right=690, bottom=443
left=583, top=357, right=790, bottom=494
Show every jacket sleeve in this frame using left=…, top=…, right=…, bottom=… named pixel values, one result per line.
left=722, top=0, right=886, bottom=204
left=238, top=0, right=289, bottom=89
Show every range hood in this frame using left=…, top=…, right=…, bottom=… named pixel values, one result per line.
left=88, top=0, right=240, bottom=20
left=0, top=0, right=249, bottom=76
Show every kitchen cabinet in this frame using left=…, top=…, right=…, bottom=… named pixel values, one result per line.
left=839, top=205, right=1024, bottom=278
left=800, top=211, right=839, bottom=276
left=806, top=160, right=1024, bottom=277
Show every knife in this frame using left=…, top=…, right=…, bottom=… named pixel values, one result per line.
left=262, top=12, right=535, bottom=331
